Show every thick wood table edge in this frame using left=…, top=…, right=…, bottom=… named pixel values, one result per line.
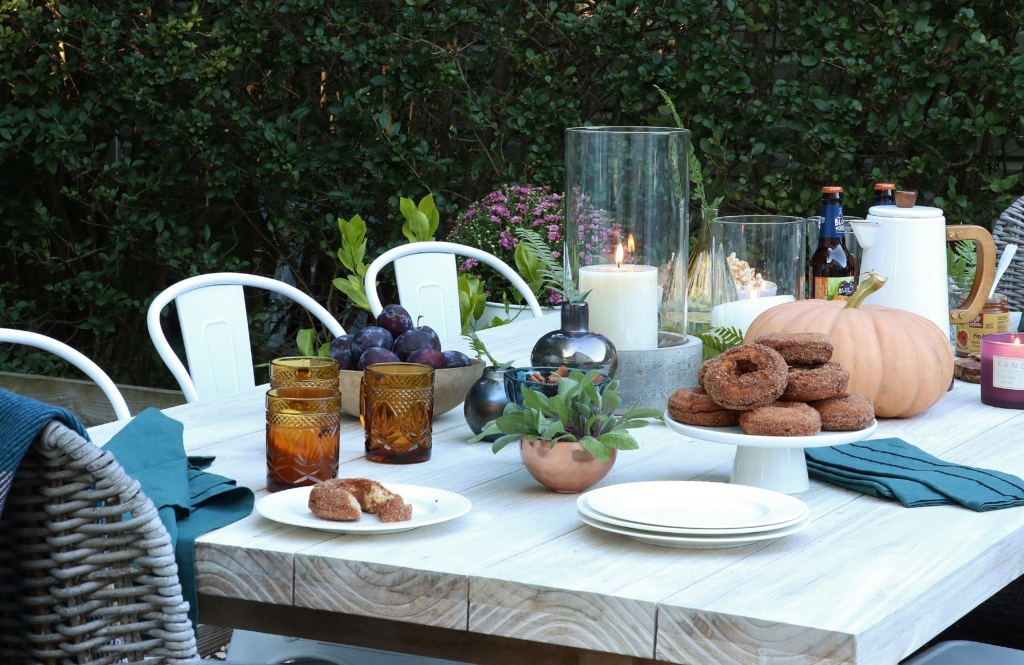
left=198, top=594, right=662, bottom=665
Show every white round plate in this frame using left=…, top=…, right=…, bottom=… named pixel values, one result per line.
left=576, top=493, right=808, bottom=535
left=584, top=481, right=808, bottom=531
left=664, top=412, right=877, bottom=448
left=578, top=511, right=811, bottom=549
left=256, top=483, right=471, bottom=534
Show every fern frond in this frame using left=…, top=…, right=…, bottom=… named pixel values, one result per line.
left=514, top=228, right=585, bottom=302
left=694, top=326, right=745, bottom=360
left=462, top=331, right=513, bottom=370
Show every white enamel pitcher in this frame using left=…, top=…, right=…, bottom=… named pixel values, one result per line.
left=849, top=204, right=995, bottom=334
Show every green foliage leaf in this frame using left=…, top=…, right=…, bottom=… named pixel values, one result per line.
left=458, top=274, right=487, bottom=332
left=578, top=435, right=612, bottom=462
left=296, top=328, right=317, bottom=356
left=333, top=276, right=370, bottom=311
left=598, top=430, right=640, bottom=451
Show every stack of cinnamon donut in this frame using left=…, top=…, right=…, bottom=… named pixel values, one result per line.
left=669, top=333, right=874, bottom=436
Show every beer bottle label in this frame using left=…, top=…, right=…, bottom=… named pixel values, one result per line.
left=820, top=202, right=844, bottom=239
left=814, top=276, right=856, bottom=301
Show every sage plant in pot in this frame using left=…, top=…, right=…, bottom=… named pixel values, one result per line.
left=471, top=369, right=662, bottom=493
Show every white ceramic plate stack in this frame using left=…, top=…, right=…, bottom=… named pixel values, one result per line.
left=577, top=481, right=810, bottom=549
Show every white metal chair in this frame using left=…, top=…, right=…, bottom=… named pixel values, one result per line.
left=0, top=328, right=131, bottom=420
left=364, top=241, right=544, bottom=339
left=227, top=629, right=465, bottom=665
left=147, top=273, right=344, bottom=403
left=903, top=641, right=1024, bottom=664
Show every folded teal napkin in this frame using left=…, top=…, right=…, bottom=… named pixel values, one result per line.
left=104, top=408, right=254, bottom=631
left=806, top=438, right=1024, bottom=511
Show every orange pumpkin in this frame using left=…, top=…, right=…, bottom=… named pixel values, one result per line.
left=744, top=273, right=953, bottom=418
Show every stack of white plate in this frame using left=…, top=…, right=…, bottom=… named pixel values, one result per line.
left=577, top=481, right=810, bottom=549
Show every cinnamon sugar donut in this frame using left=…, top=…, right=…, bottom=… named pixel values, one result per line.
left=780, top=362, right=849, bottom=402
left=700, top=344, right=788, bottom=411
left=753, top=332, right=833, bottom=365
left=667, top=388, right=740, bottom=427
left=739, top=402, right=821, bottom=437
left=308, top=480, right=362, bottom=521
left=808, top=393, right=875, bottom=431
left=335, top=478, right=413, bottom=522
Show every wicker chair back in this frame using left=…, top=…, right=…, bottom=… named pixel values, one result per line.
left=0, top=420, right=199, bottom=664
left=991, top=195, right=1024, bottom=312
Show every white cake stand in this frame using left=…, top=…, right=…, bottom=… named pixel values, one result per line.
left=663, top=412, right=878, bottom=494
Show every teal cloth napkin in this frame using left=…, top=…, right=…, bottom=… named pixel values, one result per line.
left=806, top=438, right=1024, bottom=511
left=104, top=408, right=254, bottom=631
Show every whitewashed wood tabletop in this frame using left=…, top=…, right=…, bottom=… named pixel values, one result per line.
left=88, top=313, right=1024, bottom=664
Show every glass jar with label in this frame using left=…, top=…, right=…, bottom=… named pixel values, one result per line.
left=955, top=293, right=1009, bottom=357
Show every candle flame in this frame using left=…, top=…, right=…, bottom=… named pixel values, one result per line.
left=627, top=234, right=635, bottom=254
left=1016, top=337, right=1021, bottom=346
left=615, top=242, right=624, bottom=267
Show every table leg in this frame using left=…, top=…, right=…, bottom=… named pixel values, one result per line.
left=730, top=445, right=809, bottom=494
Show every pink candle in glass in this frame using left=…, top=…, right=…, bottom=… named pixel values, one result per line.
left=981, top=332, right=1024, bottom=409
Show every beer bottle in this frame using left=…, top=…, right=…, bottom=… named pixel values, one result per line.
left=811, top=186, right=856, bottom=300
left=874, top=183, right=896, bottom=206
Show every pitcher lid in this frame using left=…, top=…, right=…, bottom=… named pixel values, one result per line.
left=867, top=204, right=944, bottom=219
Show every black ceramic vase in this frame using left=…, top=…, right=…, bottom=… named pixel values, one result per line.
left=530, top=302, right=618, bottom=377
left=464, top=368, right=509, bottom=442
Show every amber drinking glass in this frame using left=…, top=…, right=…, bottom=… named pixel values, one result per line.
left=266, top=387, right=341, bottom=492
left=269, top=356, right=339, bottom=390
left=361, top=363, right=434, bottom=464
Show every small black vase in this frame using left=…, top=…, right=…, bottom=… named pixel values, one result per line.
left=464, top=368, right=509, bottom=442
left=530, top=302, right=618, bottom=377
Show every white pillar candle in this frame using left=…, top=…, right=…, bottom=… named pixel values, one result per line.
left=578, top=264, right=659, bottom=350
left=711, top=294, right=795, bottom=334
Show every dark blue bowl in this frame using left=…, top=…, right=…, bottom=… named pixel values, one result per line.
left=503, top=366, right=612, bottom=406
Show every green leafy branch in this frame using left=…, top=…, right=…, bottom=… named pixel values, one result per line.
left=400, top=194, right=440, bottom=243
left=514, top=228, right=589, bottom=303
left=470, top=369, right=662, bottom=461
left=459, top=274, right=487, bottom=333
left=693, top=325, right=744, bottom=360
left=654, top=85, right=723, bottom=212
left=462, top=331, right=513, bottom=371
left=332, top=213, right=371, bottom=311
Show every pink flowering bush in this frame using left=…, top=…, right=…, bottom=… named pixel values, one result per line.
left=447, top=184, right=565, bottom=306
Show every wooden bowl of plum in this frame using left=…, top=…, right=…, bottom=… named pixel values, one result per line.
left=331, top=305, right=484, bottom=417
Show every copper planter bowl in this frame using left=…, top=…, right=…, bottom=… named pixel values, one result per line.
left=519, top=439, right=617, bottom=493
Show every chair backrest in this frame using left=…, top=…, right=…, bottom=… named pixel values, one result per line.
left=147, top=273, right=345, bottom=403
left=0, top=328, right=131, bottom=421
left=0, top=420, right=199, bottom=664
left=364, top=241, right=544, bottom=339
left=991, top=194, right=1024, bottom=312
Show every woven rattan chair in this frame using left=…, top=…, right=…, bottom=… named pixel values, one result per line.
left=0, top=420, right=200, bottom=665
left=991, top=195, right=1024, bottom=312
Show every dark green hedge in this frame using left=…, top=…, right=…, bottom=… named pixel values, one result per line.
left=1, top=0, right=1021, bottom=386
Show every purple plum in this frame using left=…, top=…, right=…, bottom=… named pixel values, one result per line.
left=357, top=347, right=400, bottom=370
left=350, top=326, right=394, bottom=358
left=376, top=304, right=414, bottom=339
left=392, top=327, right=442, bottom=361
left=333, top=349, right=355, bottom=371
left=328, top=335, right=356, bottom=370
left=407, top=347, right=447, bottom=370
left=442, top=350, right=471, bottom=368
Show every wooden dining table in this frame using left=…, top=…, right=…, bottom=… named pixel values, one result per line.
left=87, top=313, right=1024, bottom=665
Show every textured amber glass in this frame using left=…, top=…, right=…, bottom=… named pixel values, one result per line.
left=361, top=363, right=434, bottom=464
left=266, top=387, right=341, bottom=492
left=269, top=356, right=340, bottom=390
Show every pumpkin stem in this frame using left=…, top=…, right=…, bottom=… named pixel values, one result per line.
left=844, top=272, right=888, bottom=309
